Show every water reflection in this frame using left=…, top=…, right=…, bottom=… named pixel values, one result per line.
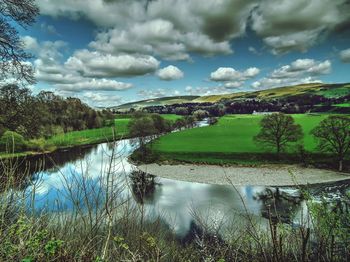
left=2, top=136, right=350, bottom=238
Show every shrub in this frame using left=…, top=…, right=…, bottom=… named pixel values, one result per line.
left=26, top=138, right=47, bottom=152
left=0, top=131, right=27, bottom=153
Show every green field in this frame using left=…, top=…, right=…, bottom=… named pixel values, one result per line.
left=48, top=114, right=181, bottom=148
left=47, top=118, right=130, bottom=147
left=0, top=114, right=180, bottom=159
left=151, top=114, right=332, bottom=164
left=334, top=103, right=350, bottom=107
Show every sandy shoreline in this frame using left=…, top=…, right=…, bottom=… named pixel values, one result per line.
left=137, top=164, right=350, bottom=186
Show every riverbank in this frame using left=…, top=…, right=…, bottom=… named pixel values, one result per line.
left=0, top=114, right=182, bottom=160
left=137, top=163, right=350, bottom=186
left=0, top=117, right=130, bottom=160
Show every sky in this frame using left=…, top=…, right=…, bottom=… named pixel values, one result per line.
left=16, top=0, right=350, bottom=107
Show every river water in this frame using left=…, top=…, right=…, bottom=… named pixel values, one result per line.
left=4, top=124, right=350, bottom=239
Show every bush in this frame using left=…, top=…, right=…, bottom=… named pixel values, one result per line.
left=27, top=138, right=52, bottom=152
left=0, top=131, right=27, bottom=153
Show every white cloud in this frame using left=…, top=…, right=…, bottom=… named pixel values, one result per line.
left=81, top=92, right=123, bottom=107
left=252, top=58, right=330, bottom=89
left=137, top=88, right=183, bottom=100
left=271, top=59, right=331, bottom=79
left=157, top=65, right=184, bottom=81
left=90, top=19, right=232, bottom=61
left=55, top=79, right=132, bottom=92
left=185, top=85, right=229, bottom=96
left=40, top=22, right=59, bottom=35
left=36, top=0, right=350, bottom=56
left=339, top=48, right=350, bottom=63
left=65, top=50, right=160, bottom=78
left=262, top=29, right=323, bottom=55
left=251, top=0, right=350, bottom=54
left=248, top=46, right=260, bottom=55
left=137, top=88, right=167, bottom=99
left=22, top=36, right=39, bottom=51
left=22, top=36, right=134, bottom=93
left=224, top=81, right=244, bottom=89
left=210, top=67, right=260, bottom=82
left=36, top=0, right=146, bottom=27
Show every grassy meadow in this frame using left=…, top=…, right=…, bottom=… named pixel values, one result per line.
left=151, top=114, right=332, bottom=164
left=47, top=118, right=131, bottom=147
left=0, top=114, right=181, bottom=158
left=49, top=114, right=182, bottom=148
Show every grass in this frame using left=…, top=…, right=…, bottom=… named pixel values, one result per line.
left=334, top=103, right=350, bottom=107
left=158, top=114, right=183, bottom=121
left=151, top=114, right=332, bottom=164
left=47, top=118, right=131, bottom=148
left=47, top=114, right=182, bottom=148
left=1, top=114, right=181, bottom=159
left=317, top=85, right=350, bottom=98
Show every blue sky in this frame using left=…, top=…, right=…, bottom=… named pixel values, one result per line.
left=17, top=0, right=350, bottom=107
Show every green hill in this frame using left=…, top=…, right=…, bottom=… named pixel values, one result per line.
left=112, top=83, right=350, bottom=110
left=112, top=96, right=200, bottom=111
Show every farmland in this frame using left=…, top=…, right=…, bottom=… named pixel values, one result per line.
left=151, top=114, right=332, bottom=164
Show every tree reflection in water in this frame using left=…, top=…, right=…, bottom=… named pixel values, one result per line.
left=0, top=145, right=97, bottom=192
left=256, top=187, right=303, bottom=224
left=129, top=170, right=157, bottom=205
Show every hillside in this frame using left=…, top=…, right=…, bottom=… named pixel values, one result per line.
left=112, top=95, right=200, bottom=111
left=112, top=83, right=350, bottom=110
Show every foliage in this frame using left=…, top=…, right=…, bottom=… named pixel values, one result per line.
left=193, top=109, right=209, bottom=120
left=0, top=85, right=113, bottom=141
left=312, top=115, right=350, bottom=171
left=1, top=149, right=350, bottom=261
left=0, top=0, right=39, bottom=84
left=47, top=118, right=130, bottom=148
left=151, top=114, right=173, bottom=134
left=0, top=215, right=64, bottom=261
left=308, top=197, right=350, bottom=260
left=254, top=113, right=303, bottom=154
left=0, top=131, right=27, bottom=152
left=128, top=116, right=157, bottom=144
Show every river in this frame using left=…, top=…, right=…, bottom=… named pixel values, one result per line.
left=3, top=124, right=350, bottom=240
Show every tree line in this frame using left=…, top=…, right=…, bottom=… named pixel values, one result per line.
left=255, top=113, right=350, bottom=171
left=0, top=84, right=114, bottom=152
left=128, top=112, right=203, bottom=163
left=117, top=92, right=350, bottom=117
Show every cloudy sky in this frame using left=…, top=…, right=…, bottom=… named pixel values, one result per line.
left=18, top=0, right=350, bottom=107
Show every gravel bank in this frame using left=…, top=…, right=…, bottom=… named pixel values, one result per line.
left=137, top=164, right=350, bottom=186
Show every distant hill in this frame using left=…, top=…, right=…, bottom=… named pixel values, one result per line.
left=111, top=83, right=350, bottom=110
left=110, top=96, right=200, bottom=111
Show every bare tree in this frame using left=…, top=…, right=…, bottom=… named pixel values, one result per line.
left=312, top=115, right=350, bottom=171
left=0, top=0, right=39, bottom=84
left=254, top=113, right=303, bottom=155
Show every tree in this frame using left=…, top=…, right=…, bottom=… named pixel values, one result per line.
left=254, top=113, right=303, bottom=155
left=312, top=115, right=350, bottom=171
left=0, top=0, right=39, bottom=84
left=0, top=84, right=34, bottom=135
left=0, top=130, right=27, bottom=152
left=174, top=118, right=186, bottom=130
left=193, top=109, right=209, bottom=120
left=184, top=115, right=196, bottom=128
left=128, top=116, right=156, bottom=150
